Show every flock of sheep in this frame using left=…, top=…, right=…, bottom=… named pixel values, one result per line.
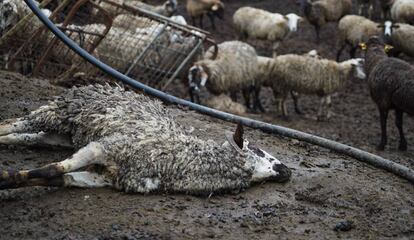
left=186, top=0, right=414, bottom=153
left=0, top=0, right=413, bottom=195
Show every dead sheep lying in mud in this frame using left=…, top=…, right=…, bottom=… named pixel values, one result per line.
left=186, top=0, right=225, bottom=29
left=382, top=21, right=414, bottom=58
left=257, top=54, right=366, bottom=120
left=337, top=15, right=383, bottom=60
left=361, top=37, right=414, bottom=151
left=188, top=41, right=264, bottom=112
left=0, top=84, right=291, bottom=195
left=233, top=6, right=302, bottom=57
left=299, top=0, right=352, bottom=41
left=205, top=94, right=247, bottom=115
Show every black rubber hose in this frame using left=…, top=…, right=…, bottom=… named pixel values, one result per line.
left=24, top=0, right=414, bottom=184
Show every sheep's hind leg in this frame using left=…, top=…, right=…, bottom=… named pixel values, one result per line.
left=395, top=109, right=407, bottom=151
left=1, top=171, right=113, bottom=189
left=0, top=142, right=107, bottom=190
left=317, top=96, right=327, bottom=121
left=0, top=132, right=72, bottom=149
left=377, top=108, right=389, bottom=151
left=0, top=118, right=31, bottom=136
left=290, top=91, right=302, bottom=114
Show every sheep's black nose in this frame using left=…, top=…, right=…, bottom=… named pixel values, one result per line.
left=271, top=163, right=291, bottom=183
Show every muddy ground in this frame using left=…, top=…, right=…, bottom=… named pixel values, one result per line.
left=0, top=0, right=413, bottom=239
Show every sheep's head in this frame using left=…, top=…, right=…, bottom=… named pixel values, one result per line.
left=224, top=124, right=291, bottom=183
left=285, top=13, right=303, bottom=32
left=361, top=36, right=394, bottom=55
left=188, top=64, right=209, bottom=92
left=0, top=0, right=18, bottom=37
left=164, top=0, right=178, bottom=17
left=210, top=2, right=225, bottom=20
left=346, top=58, right=366, bottom=80
left=377, top=21, right=399, bottom=41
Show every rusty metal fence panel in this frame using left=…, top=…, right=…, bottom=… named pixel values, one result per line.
left=0, top=0, right=216, bottom=89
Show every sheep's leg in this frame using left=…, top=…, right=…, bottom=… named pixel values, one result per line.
left=272, top=42, right=280, bottom=58
left=242, top=88, right=252, bottom=110
left=0, top=142, right=106, bottom=189
left=0, top=118, right=31, bottom=136
left=336, top=43, right=346, bottom=61
left=1, top=171, right=113, bottom=189
left=377, top=109, right=388, bottom=151
left=207, top=12, right=216, bottom=30
left=254, top=86, right=265, bottom=113
left=314, top=25, right=321, bottom=43
left=290, top=91, right=302, bottom=114
left=199, top=15, right=204, bottom=29
left=326, top=95, right=333, bottom=119
left=317, top=97, right=326, bottom=121
left=230, top=92, right=238, bottom=102
left=395, top=109, right=407, bottom=151
left=349, top=46, right=357, bottom=59
left=0, top=132, right=72, bottom=149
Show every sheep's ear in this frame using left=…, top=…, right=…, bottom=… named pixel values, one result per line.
left=233, top=123, right=244, bottom=149
left=211, top=4, right=219, bottom=11
left=359, top=42, right=367, bottom=50
left=384, top=44, right=394, bottom=53
left=283, top=16, right=289, bottom=21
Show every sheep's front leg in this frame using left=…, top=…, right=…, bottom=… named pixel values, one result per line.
left=290, top=91, right=302, bottom=114
left=395, top=109, right=407, bottom=151
left=326, top=95, right=333, bottom=119
left=0, top=142, right=106, bottom=190
left=317, top=96, right=326, bottom=120
left=0, top=132, right=72, bottom=149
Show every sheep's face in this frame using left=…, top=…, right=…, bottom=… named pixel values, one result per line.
left=0, top=0, right=18, bottom=37
left=188, top=65, right=208, bottom=92
left=285, top=13, right=302, bottom=32
left=224, top=124, right=291, bottom=184
left=348, top=58, right=366, bottom=79
left=164, top=0, right=178, bottom=16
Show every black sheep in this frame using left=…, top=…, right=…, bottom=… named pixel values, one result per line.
left=362, top=36, right=414, bottom=151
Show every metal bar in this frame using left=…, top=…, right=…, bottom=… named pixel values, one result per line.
left=124, top=23, right=168, bottom=76
left=161, top=38, right=203, bottom=91
left=24, top=0, right=414, bottom=184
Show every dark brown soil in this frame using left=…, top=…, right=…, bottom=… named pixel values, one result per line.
left=0, top=0, right=413, bottom=239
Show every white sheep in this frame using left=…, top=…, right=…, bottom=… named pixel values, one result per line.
left=233, top=7, right=302, bottom=58
left=382, top=21, right=414, bottom=57
left=390, top=0, right=414, bottom=24
left=188, top=41, right=262, bottom=111
left=257, top=54, right=366, bottom=119
left=0, top=84, right=291, bottom=195
left=186, top=0, right=225, bottom=29
left=337, top=15, right=382, bottom=60
left=299, top=0, right=353, bottom=41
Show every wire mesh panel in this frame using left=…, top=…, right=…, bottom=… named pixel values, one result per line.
left=0, top=0, right=216, bottom=89
left=90, top=0, right=214, bottom=88
left=0, top=0, right=111, bottom=79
